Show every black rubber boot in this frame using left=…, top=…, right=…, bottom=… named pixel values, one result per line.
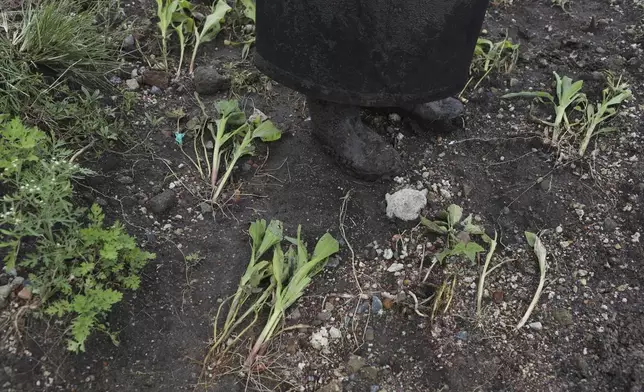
left=400, top=97, right=465, bottom=123
left=307, top=97, right=402, bottom=181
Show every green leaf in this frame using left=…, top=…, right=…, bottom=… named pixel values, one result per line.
left=525, top=231, right=537, bottom=247
left=249, top=219, right=267, bottom=254
left=420, top=216, right=448, bottom=234
left=447, top=204, right=463, bottom=227
left=257, top=220, right=283, bottom=258
left=197, top=0, right=232, bottom=44
left=311, top=233, right=340, bottom=263
left=252, top=120, right=282, bottom=142
left=239, top=0, right=256, bottom=22
left=215, top=100, right=240, bottom=117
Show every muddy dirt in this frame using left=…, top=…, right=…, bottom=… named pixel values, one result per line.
left=1, top=0, right=643, bottom=391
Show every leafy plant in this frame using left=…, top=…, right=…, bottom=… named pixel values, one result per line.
left=189, top=0, right=231, bottom=73
left=172, top=6, right=195, bottom=78
left=43, top=204, right=155, bottom=352
left=503, top=72, right=585, bottom=146
left=420, top=204, right=487, bottom=263
left=0, top=118, right=154, bottom=352
left=503, top=72, right=632, bottom=156
left=246, top=226, right=339, bottom=367
left=204, top=220, right=339, bottom=370
left=461, top=35, right=519, bottom=95
left=224, top=0, right=256, bottom=60
left=577, top=73, right=632, bottom=156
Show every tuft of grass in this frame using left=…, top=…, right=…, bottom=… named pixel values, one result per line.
left=461, top=35, right=519, bottom=95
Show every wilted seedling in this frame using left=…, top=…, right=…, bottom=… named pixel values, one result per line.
left=577, top=72, right=631, bottom=156
left=421, top=204, right=487, bottom=263
left=224, top=0, right=257, bottom=60
left=516, top=232, right=547, bottom=330
left=503, top=72, right=585, bottom=146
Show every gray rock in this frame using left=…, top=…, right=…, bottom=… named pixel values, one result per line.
left=109, top=75, right=122, bottom=85
left=0, top=285, right=11, bottom=299
left=604, top=217, right=618, bottom=232
left=148, top=190, right=177, bottom=214
left=462, top=182, right=474, bottom=196
left=553, top=308, right=573, bottom=326
left=122, top=34, right=135, bottom=50
left=365, top=327, right=375, bottom=341
left=10, top=277, right=24, bottom=288
left=150, top=86, right=162, bottom=95
left=0, top=274, right=8, bottom=286
left=289, top=308, right=301, bottom=320
left=317, top=380, right=342, bottom=392
left=360, top=367, right=379, bottom=382
left=528, top=321, right=543, bottom=330
left=199, top=202, right=213, bottom=214
left=193, top=66, right=231, bottom=95
left=317, top=312, right=332, bottom=321
left=326, top=256, right=341, bottom=268
left=125, top=78, right=139, bottom=90
left=385, top=188, right=428, bottom=221
left=347, top=355, right=366, bottom=373
left=117, top=175, right=134, bottom=184
left=371, top=296, right=383, bottom=313
left=509, top=77, right=519, bottom=87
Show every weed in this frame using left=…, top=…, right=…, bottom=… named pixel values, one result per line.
left=156, top=0, right=182, bottom=70
left=420, top=204, right=487, bottom=263
left=0, top=118, right=154, bottom=351
left=461, top=35, right=519, bottom=95
left=224, top=0, right=256, bottom=60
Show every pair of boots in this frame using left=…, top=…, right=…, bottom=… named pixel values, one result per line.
left=307, top=97, right=464, bottom=180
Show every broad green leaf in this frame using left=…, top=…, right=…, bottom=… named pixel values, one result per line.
left=524, top=231, right=537, bottom=247
left=215, top=100, right=240, bottom=117
left=252, top=120, right=282, bottom=142
left=420, top=216, right=448, bottom=234
left=198, top=0, right=232, bottom=43
left=271, top=245, right=285, bottom=286
left=240, top=0, right=256, bottom=22
left=447, top=205, right=463, bottom=227
left=257, top=220, right=283, bottom=258
left=311, top=233, right=340, bottom=263
left=249, top=219, right=267, bottom=254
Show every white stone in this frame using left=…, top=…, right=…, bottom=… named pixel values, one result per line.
left=387, top=263, right=404, bottom=273
left=385, top=188, right=428, bottom=221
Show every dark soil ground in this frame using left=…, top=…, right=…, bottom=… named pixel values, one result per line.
left=1, top=0, right=644, bottom=391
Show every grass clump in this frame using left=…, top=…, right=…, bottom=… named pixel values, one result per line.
left=0, top=118, right=154, bottom=352
left=461, top=35, right=519, bottom=95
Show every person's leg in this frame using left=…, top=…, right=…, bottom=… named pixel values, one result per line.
left=399, top=97, right=464, bottom=123
left=307, top=97, right=402, bottom=181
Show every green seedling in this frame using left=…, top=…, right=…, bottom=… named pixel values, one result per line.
left=156, top=0, right=180, bottom=70
left=516, top=232, right=547, bottom=330
left=577, top=73, right=631, bottom=156
left=172, top=5, right=195, bottom=78
left=245, top=226, right=339, bottom=367
left=463, top=36, right=519, bottom=94
left=421, top=204, right=487, bottom=263
left=476, top=232, right=498, bottom=317
left=189, top=0, right=231, bottom=74
left=503, top=72, right=585, bottom=146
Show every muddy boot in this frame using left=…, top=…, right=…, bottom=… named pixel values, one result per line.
left=307, top=97, right=402, bottom=181
left=400, top=97, right=464, bottom=123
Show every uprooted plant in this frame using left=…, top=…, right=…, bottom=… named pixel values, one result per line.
left=516, top=232, right=547, bottom=329
left=503, top=71, right=631, bottom=156
left=202, top=220, right=339, bottom=373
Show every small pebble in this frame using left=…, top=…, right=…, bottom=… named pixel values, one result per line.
left=528, top=321, right=543, bottom=330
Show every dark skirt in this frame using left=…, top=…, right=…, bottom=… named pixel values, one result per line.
left=255, top=0, right=490, bottom=107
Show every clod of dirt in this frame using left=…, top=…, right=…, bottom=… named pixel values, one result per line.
left=553, top=308, right=573, bottom=326
left=193, top=65, right=231, bottom=95
left=604, top=217, right=618, bottom=232
left=385, top=188, right=428, bottom=221
left=347, top=355, right=366, bottom=373
left=147, top=189, right=177, bottom=214
left=17, top=287, right=32, bottom=301
left=360, top=366, right=379, bottom=382
left=0, top=285, right=10, bottom=299
left=116, top=175, right=134, bottom=185
left=141, top=70, right=170, bottom=89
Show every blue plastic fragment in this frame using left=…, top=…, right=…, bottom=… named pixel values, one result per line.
left=175, top=132, right=185, bottom=145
